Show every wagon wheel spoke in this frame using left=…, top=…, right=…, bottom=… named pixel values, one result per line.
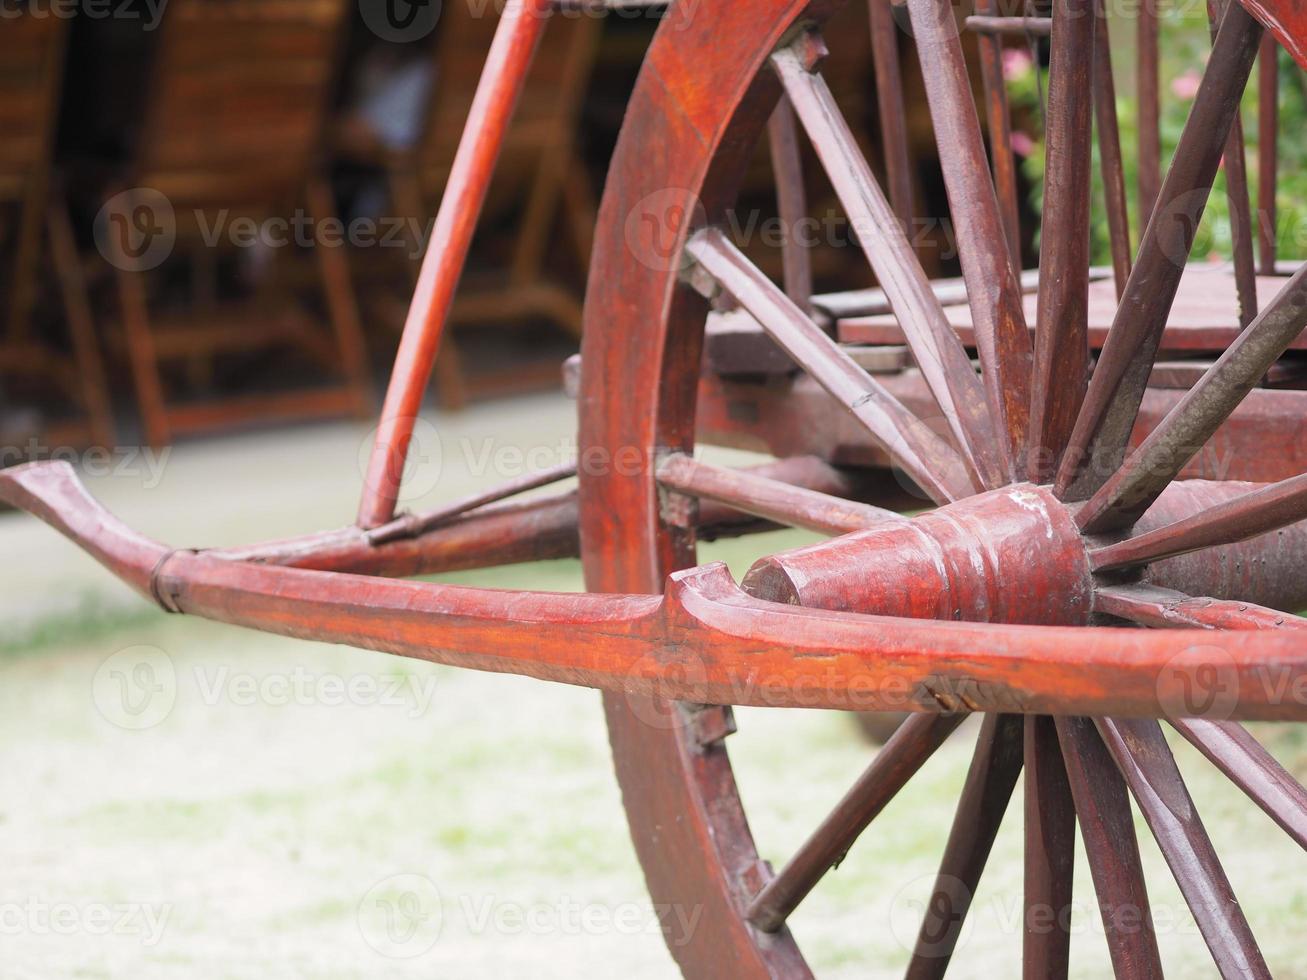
left=770, top=38, right=1007, bottom=489
left=1094, top=583, right=1307, bottom=631
left=1207, top=0, right=1259, bottom=329
left=1088, top=471, right=1307, bottom=570
left=1076, top=264, right=1307, bottom=533
left=968, top=0, right=1024, bottom=270
left=1054, top=3, right=1265, bottom=500
left=905, top=714, right=1023, bottom=979
left=1257, top=34, right=1279, bottom=275
left=1028, top=0, right=1096, bottom=481
left=907, top=0, right=1033, bottom=469
left=683, top=227, right=978, bottom=503
left=1022, top=716, right=1076, bottom=978
left=1170, top=718, right=1307, bottom=852
left=367, top=461, right=579, bottom=544
left=1056, top=717, right=1165, bottom=978
left=1096, top=717, right=1271, bottom=978
left=868, top=0, right=915, bottom=233
left=1092, top=0, right=1132, bottom=299
left=655, top=453, right=902, bottom=536
left=745, top=712, right=966, bottom=933
left=767, top=94, right=814, bottom=310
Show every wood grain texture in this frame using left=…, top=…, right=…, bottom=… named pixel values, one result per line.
left=1097, top=717, right=1270, bottom=979
left=358, top=0, right=553, bottom=527
left=685, top=227, right=978, bottom=502
left=772, top=41, right=1007, bottom=489
left=905, top=714, right=1023, bottom=979
left=1023, top=715, right=1075, bottom=978
left=1057, top=716, right=1164, bottom=979
left=655, top=452, right=901, bottom=535
left=1076, top=263, right=1307, bottom=532
left=1054, top=6, right=1264, bottom=501
left=1089, top=471, right=1307, bottom=569
left=1028, top=0, right=1096, bottom=481
left=8, top=461, right=1307, bottom=719
left=1171, top=717, right=1307, bottom=850
left=909, top=0, right=1033, bottom=473
left=1095, top=583, right=1307, bottom=630
left=747, top=712, right=966, bottom=931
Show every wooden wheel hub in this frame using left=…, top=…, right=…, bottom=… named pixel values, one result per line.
left=743, top=484, right=1095, bottom=625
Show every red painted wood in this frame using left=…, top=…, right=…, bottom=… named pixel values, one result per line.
left=357, top=0, right=552, bottom=528
left=1054, top=5, right=1265, bottom=500
left=1171, top=718, right=1307, bottom=850
left=685, top=227, right=978, bottom=502
left=837, top=268, right=1306, bottom=352
left=696, top=364, right=1307, bottom=485
left=1097, top=717, right=1270, bottom=978
left=655, top=452, right=901, bottom=535
left=1090, top=471, right=1307, bottom=570
left=1023, top=715, right=1075, bottom=979
left=905, top=714, right=1023, bottom=979
left=746, top=712, right=966, bottom=932
left=767, top=94, right=814, bottom=309
left=1093, top=0, right=1132, bottom=299
left=1057, top=717, right=1165, bottom=979
left=743, top=484, right=1096, bottom=627
left=1095, top=584, right=1307, bottom=630
left=1076, top=263, right=1307, bottom=532
left=908, top=0, right=1032, bottom=472
left=772, top=38, right=1006, bottom=489
left=8, top=461, right=1307, bottom=719
left=1238, top=0, right=1307, bottom=67
left=1028, top=0, right=1095, bottom=481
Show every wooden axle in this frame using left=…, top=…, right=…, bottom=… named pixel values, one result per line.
left=743, top=481, right=1307, bottom=622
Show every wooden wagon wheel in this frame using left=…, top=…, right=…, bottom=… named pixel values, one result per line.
left=580, top=0, right=1307, bottom=974
left=4, top=0, right=1307, bottom=975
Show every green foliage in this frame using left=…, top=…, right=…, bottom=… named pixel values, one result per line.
left=1005, top=8, right=1307, bottom=265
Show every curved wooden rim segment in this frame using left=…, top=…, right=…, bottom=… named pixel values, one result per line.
left=1238, top=0, right=1307, bottom=67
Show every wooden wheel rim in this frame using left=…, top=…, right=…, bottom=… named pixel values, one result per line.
left=579, top=0, right=1307, bottom=975
left=580, top=1, right=826, bottom=973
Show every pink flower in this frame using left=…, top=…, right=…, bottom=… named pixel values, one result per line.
left=1010, top=130, right=1036, bottom=157
left=1002, top=48, right=1033, bottom=81
left=1171, top=69, right=1202, bottom=100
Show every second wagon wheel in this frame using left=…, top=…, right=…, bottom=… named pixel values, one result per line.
left=580, top=0, right=1307, bottom=975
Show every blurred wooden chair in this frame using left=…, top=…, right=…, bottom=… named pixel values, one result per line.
left=0, top=13, right=114, bottom=449
left=344, top=1, right=600, bottom=409
left=108, top=0, right=373, bottom=448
